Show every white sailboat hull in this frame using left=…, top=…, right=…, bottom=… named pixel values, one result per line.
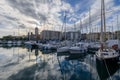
left=57, top=46, right=70, bottom=53
left=96, top=49, right=119, bottom=60
left=42, top=44, right=57, bottom=50
left=70, top=49, right=86, bottom=54
left=69, top=47, right=86, bottom=54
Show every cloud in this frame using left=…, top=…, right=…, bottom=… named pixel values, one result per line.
left=19, top=24, right=26, bottom=29
left=72, top=0, right=120, bottom=33
left=0, top=0, right=119, bottom=38
left=6, top=0, right=38, bottom=19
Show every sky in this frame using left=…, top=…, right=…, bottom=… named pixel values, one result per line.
left=0, top=0, right=120, bottom=38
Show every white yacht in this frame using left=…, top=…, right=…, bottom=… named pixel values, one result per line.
left=89, top=42, right=101, bottom=49
left=57, top=40, right=72, bottom=53
left=7, top=41, right=12, bottom=44
left=16, top=41, right=22, bottom=46
left=88, top=42, right=101, bottom=53
left=57, top=46, right=70, bottom=53
left=42, top=43, right=57, bottom=50
left=37, top=43, right=43, bottom=49
left=69, top=42, right=87, bottom=54
left=24, top=41, right=38, bottom=48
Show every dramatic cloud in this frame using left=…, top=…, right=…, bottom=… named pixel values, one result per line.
left=0, top=0, right=120, bottom=37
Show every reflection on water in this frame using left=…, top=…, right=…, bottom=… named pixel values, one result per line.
left=0, top=45, right=120, bottom=80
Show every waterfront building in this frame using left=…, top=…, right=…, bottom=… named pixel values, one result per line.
left=26, top=27, right=120, bottom=41
left=86, top=32, right=115, bottom=41
left=27, top=27, right=40, bottom=41
left=63, top=31, right=86, bottom=41
left=65, top=31, right=80, bottom=41
left=30, top=32, right=35, bottom=40
left=35, top=27, right=39, bottom=36
left=27, top=32, right=30, bottom=40
left=105, top=32, right=114, bottom=40
left=86, top=32, right=100, bottom=41
left=115, top=30, right=120, bottom=40
left=40, top=30, right=61, bottom=40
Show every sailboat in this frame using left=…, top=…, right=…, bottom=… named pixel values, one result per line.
left=96, top=0, right=119, bottom=61
left=69, top=22, right=88, bottom=54
left=69, top=42, right=87, bottom=54
left=57, top=11, right=71, bottom=53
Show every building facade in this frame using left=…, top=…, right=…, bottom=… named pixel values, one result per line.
left=27, top=27, right=120, bottom=41
left=35, top=27, right=39, bottom=36
left=27, top=27, right=40, bottom=40
left=40, top=30, right=61, bottom=40
left=115, top=30, right=120, bottom=40
left=86, top=32, right=100, bottom=41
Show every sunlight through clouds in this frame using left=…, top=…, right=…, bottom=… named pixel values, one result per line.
left=0, top=0, right=119, bottom=37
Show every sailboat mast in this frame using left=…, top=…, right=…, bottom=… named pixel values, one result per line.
left=100, top=0, right=106, bottom=42
left=64, top=11, right=67, bottom=41
left=112, top=21, right=114, bottom=39
left=74, top=23, right=77, bottom=42
left=103, top=0, right=106, bottom=41
left=100, top=0, right=104, bottom=43
left=89, top=7, right=91, bottom=41
left=79, top=19, right=82, bottom=40
left=81, top=20, right=83, bottom=34
left=100, top=0, right=106, bottom=49
left=117, top=15, right=119, bottom=39
left=60, top=11, right=67, bottom=41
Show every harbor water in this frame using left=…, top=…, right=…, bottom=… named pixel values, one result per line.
left=0, top=45, right=120, bottom=80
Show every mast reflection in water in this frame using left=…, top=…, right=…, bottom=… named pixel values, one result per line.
left=0, top=45, right=119, bottom=80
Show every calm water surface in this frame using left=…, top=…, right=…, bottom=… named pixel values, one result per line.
left=0, top=45, right=120, bottom=80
